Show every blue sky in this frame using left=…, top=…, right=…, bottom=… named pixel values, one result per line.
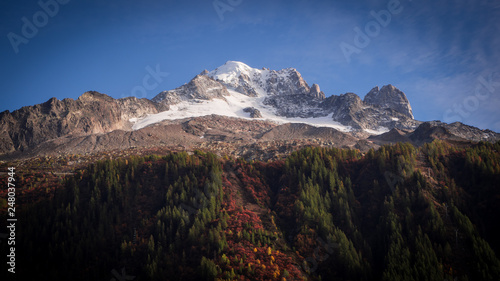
left=1, top=0, right=499, bottom=132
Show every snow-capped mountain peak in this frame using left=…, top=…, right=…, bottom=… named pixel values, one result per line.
left=208, top=61, right=260, bottom=83
left=207, top=61, right=266, bottom=97
left=139, top=61, right=419, bottom=133
left=206, top=61, right=309, bottom=98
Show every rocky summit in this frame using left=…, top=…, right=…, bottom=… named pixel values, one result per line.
left=0, top=61, right=498, bottom=160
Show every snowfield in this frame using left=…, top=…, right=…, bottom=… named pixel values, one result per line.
left=130, top=88, right=352, bottom=132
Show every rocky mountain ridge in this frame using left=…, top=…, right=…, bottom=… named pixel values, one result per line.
left=0, top=61, right=498, bottom=160
left=150, top=61, right=419, bottom=131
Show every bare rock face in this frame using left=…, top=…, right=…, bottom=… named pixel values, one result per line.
left=364, top=85, right=414, bottom=119
left=261, top=69, right=326, bottom=117
left=408, top=121, right=500, bottom=144
left=152, top=74, right=230, bottom=106
left=368, top=128, right=412, bottom=145
left=318, top=88, right=419, bottom=131
left=263, top=68, right=312, bottom=97
left=443, top=122, right=500, bottom=141
left=367, top=121, right=500, bottom=146
left=324, top=93, right=365, bottom=128
left=243, top=107, right=263, bottom=118
left=233, top=73, right=259, bottom=97
left=258, top=123, right=357, bottom=144
left=0, top=91, right=163, bottom=154
left=309, top=84, right=325, bottom=100
left=117, top=96, right=168, bottom=123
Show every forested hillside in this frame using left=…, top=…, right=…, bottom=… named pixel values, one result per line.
left=1, top=141, right=499, bottom=280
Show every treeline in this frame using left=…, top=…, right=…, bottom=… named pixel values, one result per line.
left=273, top=142, right=500, bottom=281
left=1, top=141, right=499, bottom=280
left=9, top=151, right=227, bottom=280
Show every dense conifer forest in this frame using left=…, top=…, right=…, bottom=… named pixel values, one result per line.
left=1, top=140, right=500, bottom=280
